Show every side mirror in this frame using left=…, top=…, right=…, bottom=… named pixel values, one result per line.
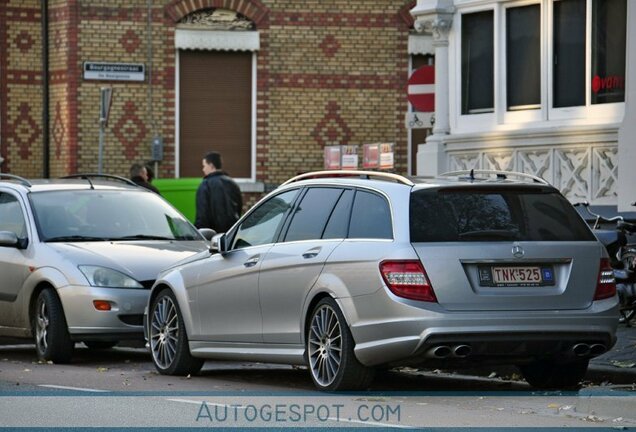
left=198, top=228, right=216, bottom=241
left=0, top=231, right=23, bottom=249
left=210, top=233, right=227, bottom=254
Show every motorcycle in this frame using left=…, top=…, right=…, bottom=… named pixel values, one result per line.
left=574, top=201, right=636, bottom=325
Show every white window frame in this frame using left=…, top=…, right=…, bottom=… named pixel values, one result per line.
left=548, top=0, right=625, bottom=121
left=500, top=0, right=545, bottom=125
left=453, top=6, right=499, bottom=132
left=452, top=0, right=626, bottom=133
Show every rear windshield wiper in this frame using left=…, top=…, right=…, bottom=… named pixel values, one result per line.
left=45, top=235, right=109, bottom=242
left=458, top=230, right=521, bottom=240
left=111, top=234, right=174, bottom=241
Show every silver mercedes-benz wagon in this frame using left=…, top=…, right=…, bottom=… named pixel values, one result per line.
left=0, top=174, right=209, bottom=363
left=146, top=170, right=618, bottom=391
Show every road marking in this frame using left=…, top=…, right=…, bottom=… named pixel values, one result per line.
left=38, top=384, right=110, bottom=393
left=167, top=398, right=245, bottom=409
left=328, top=417, right=416, bottom=429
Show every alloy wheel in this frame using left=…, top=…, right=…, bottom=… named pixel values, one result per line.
left=308, top=304, right=343, bottom=387
left=150, top=296, right=179, bottom=369
left=35, top=299, right=49, bottom=353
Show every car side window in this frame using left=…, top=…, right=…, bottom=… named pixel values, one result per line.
left=284, top=188, right=343, bottom=242
left=232, top=189, right=299, bottom=249
left=0, top=193, right=27, bottom=238
left=348, top=190, right=393, bottom=239
left=322, top=189, right=354, bottom=239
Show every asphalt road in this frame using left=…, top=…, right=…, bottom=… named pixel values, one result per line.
left=0, top=343, right=634, bottom=428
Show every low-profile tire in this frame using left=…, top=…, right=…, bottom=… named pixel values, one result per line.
left=520, top=359, right=589, bottom=390
left=33, top=288, right=74, bottom=363
left=149, top=289, right=203, bottom=376
left=306, top=297, right=375, bottom=391
left=83, top=341, right=118, bottom=350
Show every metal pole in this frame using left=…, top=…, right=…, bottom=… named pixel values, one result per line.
left=41, top=0, right=50, bottom=178
left=98, top=120, right=105, bottom=174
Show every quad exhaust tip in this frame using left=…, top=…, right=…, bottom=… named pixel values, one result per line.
left=426, top=344, right=472, bottom=359
left=453, top=344, right=472, bottom=358
left=590, top=343, right=607, bottom=356
left=572, top=343, right=607, bottom=357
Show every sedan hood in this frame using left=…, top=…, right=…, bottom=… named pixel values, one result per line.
left=47, top=240, right=208, bottom=283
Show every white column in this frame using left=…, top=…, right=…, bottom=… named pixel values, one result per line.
left=412, top=12, right=453, bottom=177
left=618, top=3, right=636, bottom=211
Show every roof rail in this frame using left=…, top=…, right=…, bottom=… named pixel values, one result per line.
left=440, top=169, right=549, bottom=185
left=0, top=173, right=32, bottom=187
left=61, top=173, right=138, bottom=187
left=281, top=170, right=414, bottom=187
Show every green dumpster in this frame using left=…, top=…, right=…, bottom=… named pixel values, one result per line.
left=153, top=178, right=202, bottom=224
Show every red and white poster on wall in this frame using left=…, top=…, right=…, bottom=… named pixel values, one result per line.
left=324, top=146, right=341, bottom=170
left=341, top=145, right=359, bottom=170
left=363, top=144, right=379, bottom=169
left=379, top=143, right=394, bottom=170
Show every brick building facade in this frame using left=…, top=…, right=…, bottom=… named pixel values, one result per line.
left=0, top=0, right=423, bottom=205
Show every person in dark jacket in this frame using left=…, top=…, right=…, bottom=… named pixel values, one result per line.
left=130, top=163, right=160, bottom=194
left=195, top=151, right=242, bottom=233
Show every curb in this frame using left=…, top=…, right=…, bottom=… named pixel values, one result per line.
left=587, top=364, right=636, bottom=385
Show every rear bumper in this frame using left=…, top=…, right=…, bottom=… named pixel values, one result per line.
left=57, top=285, right=149, bottom=340
left=344, top=293, right=619, bottom=367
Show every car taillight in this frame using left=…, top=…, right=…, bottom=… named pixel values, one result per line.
left=594, top=258, right=616, bottom=300
left=380, top=260, right=437, bottom=302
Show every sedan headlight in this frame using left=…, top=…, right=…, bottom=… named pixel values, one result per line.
left=79, top=265, right=143, bottom=289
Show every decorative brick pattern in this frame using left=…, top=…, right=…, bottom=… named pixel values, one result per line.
left=52, top=101, right=66, bottom=158
left=311, top=101, right=353, bottom=148
left=319, top=35, right=340, bottom=58
left=14, top=30, right=35, bottom=52
left=113, top=101, right=149, bottom=159
left=10, top=103, right=40, bottom=160
left=120, top=29, right=142, bottom=53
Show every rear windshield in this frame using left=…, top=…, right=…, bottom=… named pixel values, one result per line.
left=410, top=187, right=595, bottom=242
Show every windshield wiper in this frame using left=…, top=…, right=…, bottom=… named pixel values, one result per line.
left=111, top=234, right=174, bottom=241
left=45, top=235, right=109, bottom=242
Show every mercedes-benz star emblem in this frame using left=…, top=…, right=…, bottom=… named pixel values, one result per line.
left=512, top=243, right=524, bottom=259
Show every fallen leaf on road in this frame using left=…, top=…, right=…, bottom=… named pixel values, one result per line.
left=610, top=360, right=636, bottom=368
left=355, top=397, right=388, bottom=402
left=547, top=403, right=560, bottom=409
left=96, top=367, right=108, bottom=372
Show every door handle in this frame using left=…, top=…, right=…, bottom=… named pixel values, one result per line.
left=244, top=256, right=260, bottom=267
left=302, top=247, right=321, bottom=259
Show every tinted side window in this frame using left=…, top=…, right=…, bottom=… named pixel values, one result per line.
left=233, top=189, right=298, bottom=249
left=0, top=193, right=26, bottom=237
left=348, top=190, right=393, bottom=239
left=323, top=189, right=354, bottom=239
left=285, top=188, right=343, bottom=242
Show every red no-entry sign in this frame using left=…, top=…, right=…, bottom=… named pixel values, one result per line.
left=407, top=65, right=435, bottom=112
